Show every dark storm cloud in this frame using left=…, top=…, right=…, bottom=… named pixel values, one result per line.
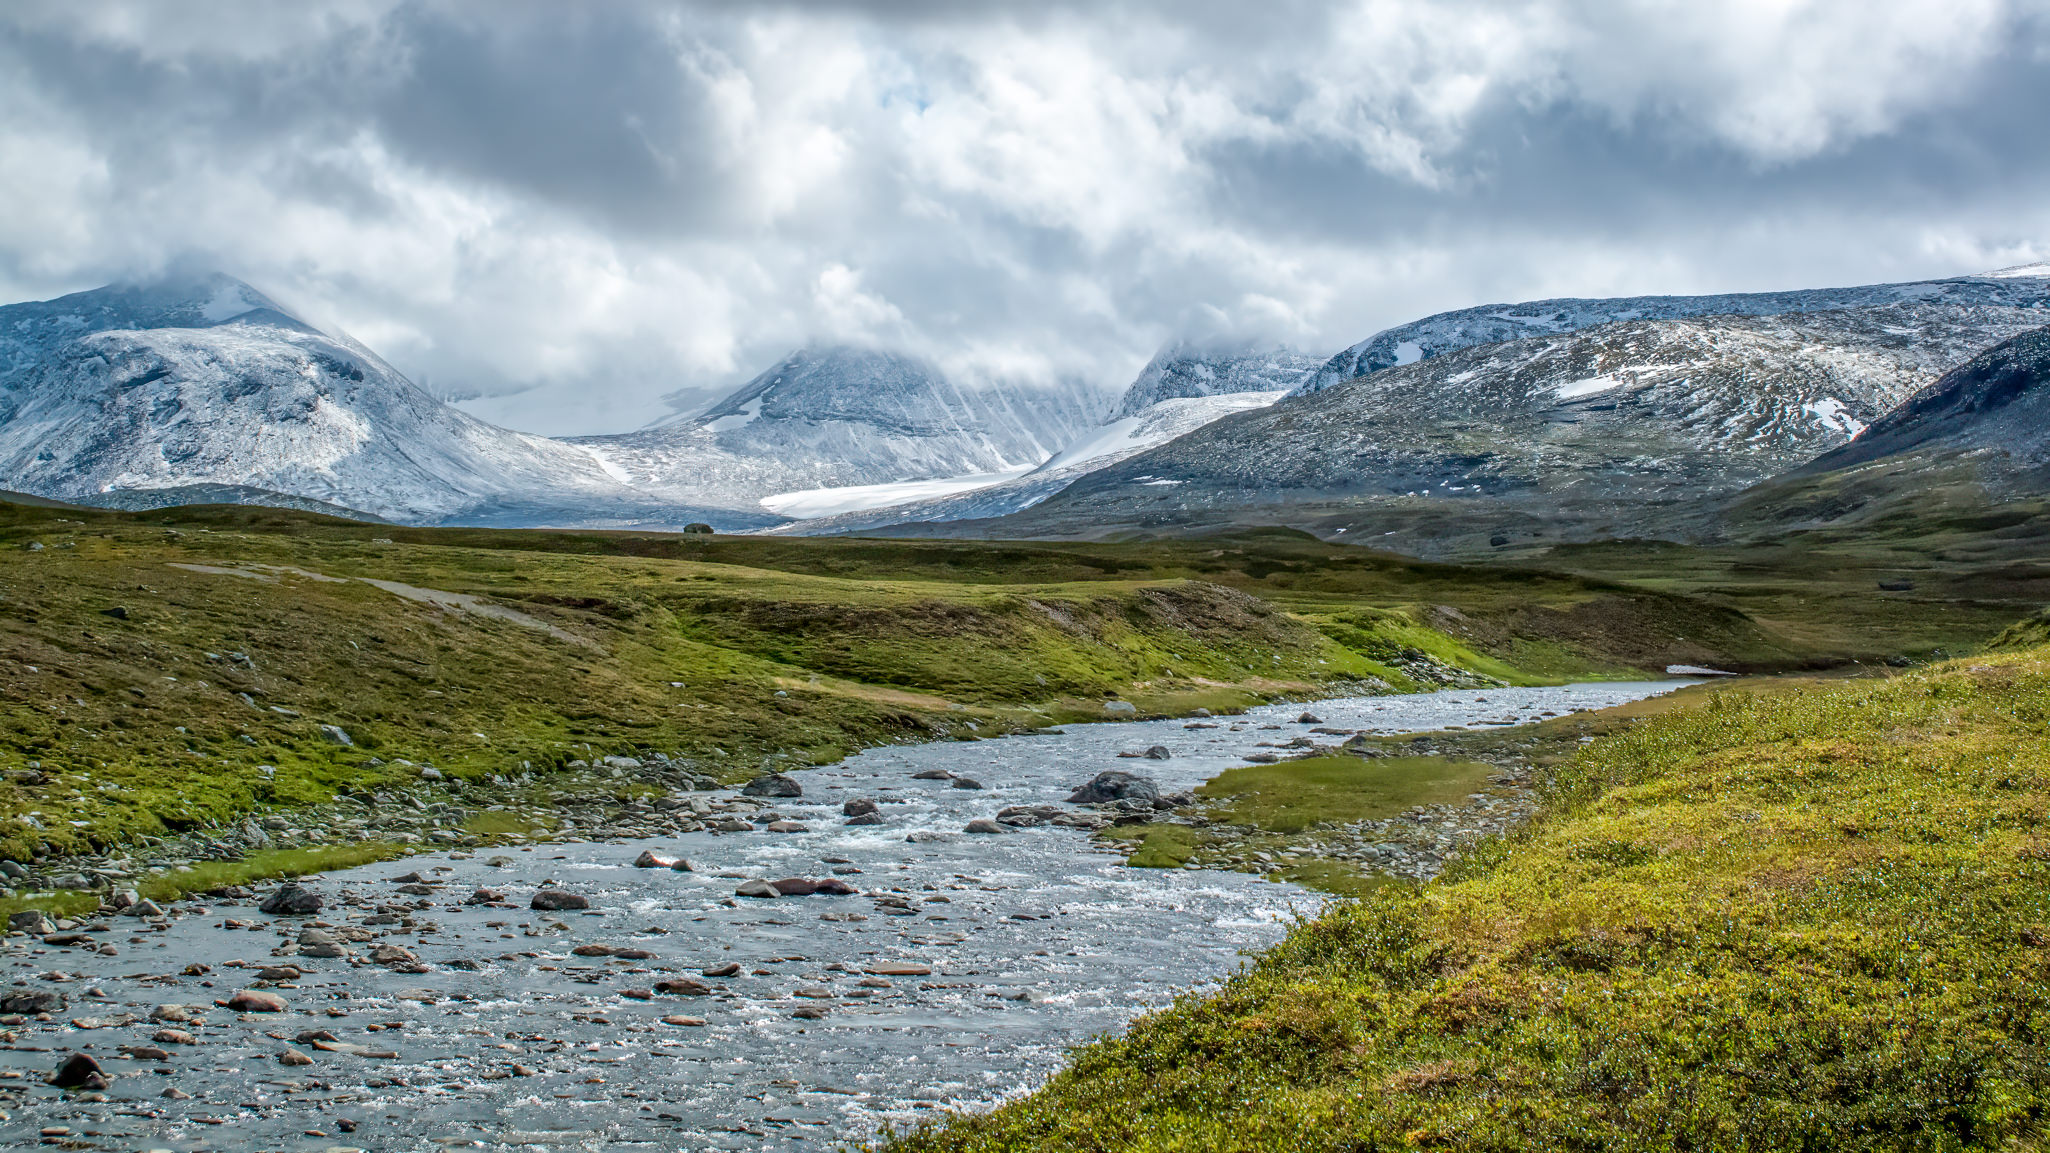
left=0, top=0, right=2045, bottom=435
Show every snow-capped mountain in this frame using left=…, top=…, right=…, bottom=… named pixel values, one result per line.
left=771, top=389, right=1290, bottom=535
left=994, top=282, right=2050, bottom=550
left=0, top=273, right=749, bottom=527
left=1297, top=271, right=2050, bottom=394
left=568, top=346, right=1115, bottom=510
left=1111, top=341, right=1321, bottom=418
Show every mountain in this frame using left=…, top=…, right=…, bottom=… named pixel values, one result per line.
left=1297, top=271, right=2050, bottom=393
left=1112, top=341, right=1322, bottom=418
left=963, top=274, right=2050, bottom=554
left=770, top=389, right=1290, bottom=535
left=0, top=273, right=762, bottom=528
left=1716, top=324, right=2050, bottom=535
left=567, top=346, right=1115, bottom=511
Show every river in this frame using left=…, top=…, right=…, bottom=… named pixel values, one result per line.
left=0, top=680, right=1687, bottom=1152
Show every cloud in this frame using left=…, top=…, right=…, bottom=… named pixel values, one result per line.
left=0, top=0, right=2045, bottom=435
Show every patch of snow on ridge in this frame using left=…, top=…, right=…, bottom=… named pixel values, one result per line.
left=1043, top=390, right=1288, bottom=473
left=1979, top=261, right=2050, bottom=279
left=761, top=468, right=1034, bottom=519
left=199, top=280, right=261, bottom=323
left=576, top=445, right=634, bottom=484
left=1556, top=377, right=1622, bottom=400
left=1393, top=341, right=1423, bottom=366
left=1804, top=397, right=1866, bottom=437
left=703, top=396, right=763, bottom=433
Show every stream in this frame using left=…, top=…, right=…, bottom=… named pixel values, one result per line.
left=0, top=680, right=1688, bottom=1152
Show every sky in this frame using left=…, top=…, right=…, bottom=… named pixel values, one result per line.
left=2, top=1, right=2047, bottom=436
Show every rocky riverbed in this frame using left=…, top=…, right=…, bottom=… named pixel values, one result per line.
left=0, top=681, right=1685, bottom=1151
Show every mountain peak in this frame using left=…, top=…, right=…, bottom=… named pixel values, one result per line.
left=1112, top=340, right=1321, bottom=418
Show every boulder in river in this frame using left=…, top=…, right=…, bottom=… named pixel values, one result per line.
left=8, top=910, right=54, bottom=936
left=531, top=889, right=590, bottom=911
left=1067, top=771, right=1160, bottom=805
left=741, top=774, right=803, bottom=798
left=1143, top=745, right=1172, bottom=760
left=50, top=1052, right=109, bottom=1090
left=633, top=850, right=684, bottom=869
left=771, top=878, right=821, bottom=895
left=258, top=883, right=323, bottom=915
left=842, top=798, right=879, bottom=817
left=703, top=961, right=743, bottom=977
left=964, top=819, right=1008, bottom=834
left=811, top=878, right=859, bottom=895
left=844, top=812, right=884, bottom=826
left=910, top=769, right=954, bottom=780
left=0, top=990, right=65, bottom=1014
left=227, top=989, right=287, bottom=1013
left=1297, top=712, right=1322, bottom=724
left=735, top=879, right=781, bottom=899
left=654, top=978, right=712, bottom=996
left=950, top=777, right=985, bottom=790
left=467, top=887, right=507, bottom=904
left=765, top=820, right=809, bottom=833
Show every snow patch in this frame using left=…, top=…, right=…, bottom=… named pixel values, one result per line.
left=1392, top=341, right=1423, bottom=366
left=576, top=445, right=634, bottom=484
left=1804, top=397, right=1866, bottom=437
left=1555, top=377, right=1622, bottom=400
left=761, top=468, right=1034, bottom=519
left=703, top=396, right=764, bottom=433
left=1978, top=261, right=2050, bottom=280
left=199, top=281, right=260, bottom=323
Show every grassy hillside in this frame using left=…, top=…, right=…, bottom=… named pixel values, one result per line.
left=0, top=498, right=1827, bottom=864
left=887, top=645, right=2050, bottom=1152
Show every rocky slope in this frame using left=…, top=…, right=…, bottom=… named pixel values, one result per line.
left=0, top=274, right=755, bottom=528
left=981, top=281, right=2050, bottom=552
left=1298, top=269, right=2050, bottom=393
left=570, top=346, right=1114, bottom=511
left=1113, top=341, right=1322, bottom=418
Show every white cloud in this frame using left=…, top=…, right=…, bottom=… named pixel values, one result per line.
left=0, top=0, right=2044, bottom=436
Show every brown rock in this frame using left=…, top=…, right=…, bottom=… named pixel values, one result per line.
left=653, top=978, right=712, bottom=996
left=50, top=1053, right=109, bottom=1090
left=227, top=989, right=287, bottom=1013
left=278, top=1048, right=314, bottom=1066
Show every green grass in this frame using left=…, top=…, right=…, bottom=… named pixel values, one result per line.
left=887, top=640, right=2050, bottom=1152
left=0, top=499, right=1852, bottom=865
left=1199, top=755, right=1499, bottom=834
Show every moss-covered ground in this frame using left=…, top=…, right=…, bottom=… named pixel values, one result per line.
left=887, top=641, right=2050, bottom=1152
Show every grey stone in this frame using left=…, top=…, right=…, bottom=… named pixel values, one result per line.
left=842, top=798, right=879, bottom=817
left=843, top=812, right=885, bottom=826
left=734, top=879, right=780, bottom=899
left=0, top=990, right=65, bottom=1014
left=530, top=889, right=590, bottom=911
left=1142, top=745, right=1172, bottom=760
left=319, top=724, right=354, bottom=746
left=964, top=819, right=1008, bottom=834
left=950, top=777, right=985, bottom=790
left=1103, top=700, right=1138, bottom=715
left=741, top=774, right=802, bottom=798
left=9, top=910, right=54, bottom=935
left=258, top=883, right=323, bottom=915
left=1067, top=771, right=1160, bottom=805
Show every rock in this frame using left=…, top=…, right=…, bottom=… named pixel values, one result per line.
left=124, top=899, right=165, bottom=918
left=368, top=944, right=418, bottom=965
left=661, top=1014, right=707, bottom=1026
left=950, top=777, right=985, bottom=790
left=1142, top=745, right=1172, bottom=760
left=910, top=769, right=954, bottom=780
left=670, top=858, right=694, bottom=872
left=703, top=961, right=743, bottom=977
left=257, top=883, right=323, bottom=915
left=1104, top=700, right=1138, bottom=715
left=1066, top=771, right=1160, bottom=805
left=107, top=888, right=139, bottom=910
left=394, top=883, right=436, bottom=896
left=864, top=963, right=931, bottom=977
left=741, top=774, right=802, bottom=798
left=152, top=1028, right=196, bottom=1045
left=765, top=820, right=809, bottom=833
left=319, top=724, right=354, bottom=746
left=389, top=871, right=427, bottom=883
left=256, top=966, right=303, bottom=981
left=149, top=1005, right=200, bottom=1023
left=633, top=850, right=679, bottom=869
left=713, top=818, right=755, bottom=832
left=466, top=887, right=507, bottom=904
left=50, top=1053, right=109, bottom=1090
left=298, top=928, right=337, bottom=945
left=964, top=819, right=1008, bottom=834
left=530, top=889, right=590, bottom=911
left=278, top=1048, right=315, bottom=1066
left=1296, top=712, right=1322, bottom=724
left=299, top=943, right=347, bottom=959
left=844, top=812, right=885, bottom=826
left=905, top=831, right=951, bottom=843
left=161, top=1087, right=192, bottom=1099
left=8, top=910, right=54, bottom=935
left=120, top=1044, right=172, bottom=1061
left=618, top=987, right=652, bottom=1001
left=653, top=978, right=712, bottom=996
left=0, top=990, right=65, bottom=1014
left=811, top=878, right=859, bottom=895
left=228, top=990, right=287, bottom=1013
left=842, top=798, right=879, bottom=817
left=734, top=880, right=780, bottom=899
left=770, top=878, right=820, bottom=896
left=791, top=1005, right=829, bottom=1019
